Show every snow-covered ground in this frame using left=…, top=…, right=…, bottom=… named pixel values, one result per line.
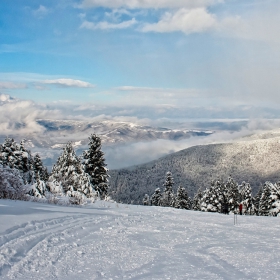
left=0, top=200, right=280, bottom=279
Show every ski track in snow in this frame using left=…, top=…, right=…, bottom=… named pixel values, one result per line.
left=1, top=200, right=280, bottom=279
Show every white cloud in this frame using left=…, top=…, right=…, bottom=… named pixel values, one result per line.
left=0, top=82, right=27, bottom=89
left=80, top=0, right=223, bottom=9
left=42, top=79, right=95, bottom=88
left=33, top=5, right=49, bottom=18
left=142, top=8, right=217, bottom=34
left=0, top=95, right=61, bottom=135
left=80, top=18, right=137, bottom=30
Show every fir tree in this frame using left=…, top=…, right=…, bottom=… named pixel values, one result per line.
left=200, top=180, right=224, bottom=212
left=83, top=134, right=109, bottom=199
left=49, top=142, right=95, bottom=203
left=192, top=187, right=203, bottom=211
left=259, top=182, right=273, bottom=216
left=253, top=186, right=263, bottom=216
left=0, top=138, right=35, bottom=184
left=174, top=186, right=191, bottom=210
left=224, top=176, right=239, bottom=212
left=239, top=181, right=254, bottom=215
left=151, top=188, right=162, bottom=206
left=33, top=153, right=49, bottom=181
left=161, top=171, right=174, bottom=207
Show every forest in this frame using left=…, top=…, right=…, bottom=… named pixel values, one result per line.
left=0, top=135, right=280, bottom=216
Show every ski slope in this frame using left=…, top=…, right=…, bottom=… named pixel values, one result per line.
left=0, top=200, right=279, bottom=279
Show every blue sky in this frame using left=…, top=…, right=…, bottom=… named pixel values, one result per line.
left=0, top=0, right=280, bottom=119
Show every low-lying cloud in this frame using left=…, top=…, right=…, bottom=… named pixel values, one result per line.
left=42, top=79, right=95, bottom=88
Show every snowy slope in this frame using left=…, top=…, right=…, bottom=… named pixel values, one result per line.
left=109, top=135, right=280, bottom=203
left=1, top=200, right=280, bottom=279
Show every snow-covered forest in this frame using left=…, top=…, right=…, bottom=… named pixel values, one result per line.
left=0, top=134, right=109, bottom=205
left=1, top=133, right=280, bottom=217
left=144, top=171, right=280, bottom=217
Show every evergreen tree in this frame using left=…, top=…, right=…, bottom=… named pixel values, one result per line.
left=151, top=188, right=162, bottom=206
left=259, top=182, right=273, bottom=216
left=161, top=171, right=174, bottom=207
left=0, top=138, right=35, bottom=184
left=224, top=176, right=239, bottom=212
left=49, top=142, right=95, bottom=203
left=83, top=134, right=109, bottom=199
left=239, top=181, right=254, bottom=215
left=33, top=153, right=49, bottom=181
left=192, top=187, right=203, bottom=211
left=143, top=194, right=150, bottom=205
left=200, top=180, right=224, bottom=212
left=174, top=186, right=191, bottom=210
left=259, top=182, right=280, bottom=216
left=253, top=186, right=263, bottom=216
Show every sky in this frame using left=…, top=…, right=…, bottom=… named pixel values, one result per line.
left=0, top=0, right=280, bottom=121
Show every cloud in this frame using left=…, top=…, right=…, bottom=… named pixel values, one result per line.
left=33, top=5, right=49, bottom=18
left=0, top=95, right=62, bottom=135
left=79, top=0, right=223, bottom=9
left=42, top=79, right=95, bottom=88
left=142, top=8, right=217, bottom=34
left=0, top=82, right=27, bottom=90
left=80, top=18, right=137, bottom=30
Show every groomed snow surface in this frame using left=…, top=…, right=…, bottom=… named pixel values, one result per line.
left=0, top=200, right=280, bottom=280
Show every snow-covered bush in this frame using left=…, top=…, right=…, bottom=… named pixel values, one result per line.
left=0, top=165, right=27, bottom=200
left=151, top=188, right=162, bottom=206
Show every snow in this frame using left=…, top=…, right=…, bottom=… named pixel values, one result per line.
left=1, top=200, right=280, bottom=279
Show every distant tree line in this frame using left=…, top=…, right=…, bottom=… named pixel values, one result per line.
left=0, top=134, right=109, bottom=205
left=144, top=171, right=280, bottom=216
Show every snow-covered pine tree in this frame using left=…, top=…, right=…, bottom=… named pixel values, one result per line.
left=200, top=180, right=224, bottom=212
left=143, top=194, right=150, bottom=205
left=192, top=187, right=203, bottom=211
left=239, top=181, right=254, bottom=215
left=0, top=138, right=35, bottom=184
left=161, top=171, right=175, bottom=207
left=259, top=182, right=280, bottom=216
left=174, top=185, right=191, bottom=210
left=33, top=153, right=49, bottom=181
left=151, top=188, right=162, bottom=206
left=253, top=186, right=263, bottom=216
left=83, top=134, right=109, bottom=199
left=259, top=182, right=272, bottom=216
left=49, top=142, right=95, bottom=203
left=224, top=176, right=240, bottom=212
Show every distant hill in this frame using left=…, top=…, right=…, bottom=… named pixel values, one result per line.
left=108, top=131, right=280, bottom=204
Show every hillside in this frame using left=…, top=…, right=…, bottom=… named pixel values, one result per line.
left=0, top=199, right=280, bottom=279
left=109, top=131, right=280, bottom=203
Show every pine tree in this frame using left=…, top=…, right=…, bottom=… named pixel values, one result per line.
left=253, top=186, right=263, bottom=216
left=151, top=188, right=162, bottom=206
left=239, top=181, right=254, bottom=215
left=0, top=138, right=35, bottom=184
left=161, top=171, right=174, bottom=207
left=143, top=194, right=150, bottom=205
left=192, top=187, right=203, bottom=211
left=49, top=142, right=95, bottom=203
left=33, top=153, right=49, bottom=181
left=259, top=182, right=273, bottom=216
left=224, top=176, right=239, bottom=212
left=200, top=180, right=224, bottom=212
left=83, top=134, right=109, bottom=199
left=174, top=186, right=191, bottom=210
